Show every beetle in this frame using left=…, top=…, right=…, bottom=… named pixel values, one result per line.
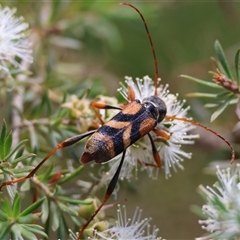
left=0, top=2, right=235, bottom=239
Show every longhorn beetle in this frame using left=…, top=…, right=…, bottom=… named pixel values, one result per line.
left=0, top=2, right=235, bottom=239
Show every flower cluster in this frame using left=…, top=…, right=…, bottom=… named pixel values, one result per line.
left=0, top=5, right=32, bottom=73
left=69, top=205, right=163, bottom=240
left=62, top=94, right=120, bottom=133
left=197, top=164, right=240, bottom=240
left=108, top=76, right=198, bottom=180
left=94, top=205, right=162, bottom=240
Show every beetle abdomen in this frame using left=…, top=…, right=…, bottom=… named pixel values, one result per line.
left=80, top=101, right=157, bottom=164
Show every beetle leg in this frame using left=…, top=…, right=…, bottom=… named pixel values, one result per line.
left=137, top=130, right=170, bottom=168
left=90, top=102, right=122, bottom=125
left=153, top=128, right=170, bottom=140
left=143, top=133, right=162, bottom=168
left=78, top=150, right=126, bottom=239
left=0, top=130, right=96, bottom=191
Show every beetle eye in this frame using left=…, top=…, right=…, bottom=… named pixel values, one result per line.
left=157, top=107, right=166, bottom=122
left=145, top=103, right=158, bottom=119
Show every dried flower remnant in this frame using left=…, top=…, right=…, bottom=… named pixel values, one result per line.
left=213, top=69, right=239, bottom=94
left=62, top=94, right=119, bottom=133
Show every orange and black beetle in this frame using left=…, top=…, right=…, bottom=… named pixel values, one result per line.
left=81, top=97, right=166, bottom=165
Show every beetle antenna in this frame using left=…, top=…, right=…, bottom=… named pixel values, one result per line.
left=165, top=115, right=235, bottom=164
left=120, top=2, right=159, bottom=95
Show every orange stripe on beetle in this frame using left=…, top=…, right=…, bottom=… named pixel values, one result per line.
left=122, top=101, right=142, bottom=115
left=105, top=120, right=130, bottom=129
left=139, top=118, right=156, bottom=136
left=123, top=125, right=132, bottom=149
left=82, top=132, right=116, bottom=164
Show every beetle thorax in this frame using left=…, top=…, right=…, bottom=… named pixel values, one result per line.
left=142, top=96, right=167, bottom=122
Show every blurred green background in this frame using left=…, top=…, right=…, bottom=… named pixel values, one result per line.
left=1, top=1, right=240, bottom=239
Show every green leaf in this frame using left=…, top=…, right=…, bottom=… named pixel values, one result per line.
left=12, top=166, right=34, bottom=174
left=10, top=223, right=23, bottom=239
left=28, top=126, right=38, bottom=151
left=70, top=214, right=80, bottom=227
left=39, top=92, right=51, bottom=117
left=20, top=179, right=31, bottom=192
left=0, top=120, right=7, bottom=159
left=11, top=153, right=36, bottom=165
left=216, top=91, right=233, bottom=98
left=230, top=98, right=238, bottom=105
left=40, top=164, right=54, bottom=183
left=51, top=203, right=59, bottom=231
left=18, top=214, right=40, bottom=224
left=22, top=224, right=48, bottom=238
left=0, top=161, right=11, bottom=168
left=19, top=198, right=45, bottom=217
left=0, top=222, right=13, bottom=239
left=205, top=103, right=220, bottom=108
left=45, top=92, right=52, bottom=117
left=12, top=193, right=21, bottom=218
left=31, top=92, right=46, bottom=118
left=57, top=214, right=67, bottom=240
left=41, top=198, right=49, bottom=224
left=210, top=95, right=233, bottom=122
left=15, top=146, right=24, bottom=160
left=58, top=165, right=84, bottom=184
left=2, top=198, right=12, bottom=216
left=0, top=208, right=8, bottom=221
left=235, top=48, right=240, bottom=85
left=58, top=195, right=88, bottom=205
left=2, top=168, right=14, bottom=175
left=6, top=183, right=18, bottom=203
left=186, top=92, right=218, bottom=98
left=4, top=132, right=12, bottom=159
left=5, top=139, right=28, bottom=162
left=180, top=75, right=222, bottom=88
left=58, top=202, right=78, bottom=216
left=19, top=225, right=38, bottom=240
left=50, top=0, right=64, bottom=23
left=214, top=40, right=232, bottom=79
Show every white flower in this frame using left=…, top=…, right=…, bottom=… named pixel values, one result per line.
left=0, top=5, right=33, bottom=72
left=114, top=76, right=198, bottom=178
left=85, top=76, right=198, bottom=197
left=196, top=164, right=240, bottom=240
left=92, top=204, right=163, bottom=240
